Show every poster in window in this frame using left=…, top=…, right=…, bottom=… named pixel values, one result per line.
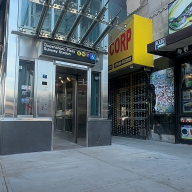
left=150, top=68, right=174, bottom=114
left=182, top=63, right=192, bottom=88
left=183, top=90, right=192, bottom=113
left=169, top=0, right=192, bottom=34
left=181, top=124, right=192, bottom=140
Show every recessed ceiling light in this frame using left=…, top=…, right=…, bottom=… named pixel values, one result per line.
left=59, top=77, right=62, bottom=79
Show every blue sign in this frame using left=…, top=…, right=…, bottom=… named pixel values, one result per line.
left=43, top=74, right=47, bottom=79
left=21, top=98, right=25, bottom=103
left=90, top=54, right=96, bottom=61
left=155, top=38, right=166, bottom=50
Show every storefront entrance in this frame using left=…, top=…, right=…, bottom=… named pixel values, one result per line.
left=54, top=65, right=87, bottom=147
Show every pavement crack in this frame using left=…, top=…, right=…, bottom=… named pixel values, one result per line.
left=0, top=157, right=12, bottom=192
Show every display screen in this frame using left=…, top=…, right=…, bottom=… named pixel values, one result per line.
left=150, top=68, right=174, bottom=114
left=42, top=81, right=47, bottom=85
left=169, top=0, right=192, bottom=34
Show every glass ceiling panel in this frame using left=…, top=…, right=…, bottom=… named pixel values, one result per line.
left=42, top=7, right=53, bottom=35
left=88, top=23, right=107, bottom=46
left=58, top=12, right=78, bottom=37
left=18, top=0, right=128, bottom=52
left=73, top=16, right=95, bottom=43
left=108, top=0, right=128, bottom=24
left=19, top=0, right=44, bottom=31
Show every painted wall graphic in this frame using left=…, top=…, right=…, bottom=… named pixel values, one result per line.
left=169, top=0, right=192, bottom=34
left=150, top=68, right=174, bottom=114
left=181, top=124, right=192, bottom=140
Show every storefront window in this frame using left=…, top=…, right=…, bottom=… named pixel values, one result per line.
left=91, top=72, right=101, bottom=116
left=150, top=68, right=174, bottom=114
left=17, top=60, right=35, bottom=116
left=181, top=63, right=192, bottom=113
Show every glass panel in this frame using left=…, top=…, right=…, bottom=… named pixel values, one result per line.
left=88, top=0, right=102, bottom=16
left=108, top=0, right=128, bottom=24
left=42, top=7, right=53, bottom=34
left=150, top=68, right=174, bottom=114
left=182, top=63, right=192, bottom=88
left=58, top=12, right=78, bottom=37
left=65, top=81, right=73, bottom=132
left=181, top=62, right=192, bottom=114
left=20, top=0, right=44, bottom=29
left=183, top=89, right=192, bottom=113
left=91, top=72, right=101, bottom=116
left=17, top=60, right=35, bottom=116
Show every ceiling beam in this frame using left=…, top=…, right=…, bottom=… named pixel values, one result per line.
left=67, top=0, right=93, bottom=41
left=93, top=16, right=118, bottom=49
left=36, top=0, right=52, bottom=37
left=52, top=0, right=72, bottom=39
left=80, top=6, right=108, bottom=44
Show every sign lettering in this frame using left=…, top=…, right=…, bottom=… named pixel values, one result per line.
left=42, top=42, right=96, bottom=65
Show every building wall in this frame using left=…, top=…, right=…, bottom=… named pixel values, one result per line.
left=127, top=0, right=174, bottom=41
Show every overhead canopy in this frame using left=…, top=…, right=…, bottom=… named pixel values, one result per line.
left=147, top=24, right=192, bottom=59
left=15, top=0, right=128, bottom=53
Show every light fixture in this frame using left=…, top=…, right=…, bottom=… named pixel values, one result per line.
left=61, top=80, right=64, bottom=84
left=59, top=77, right=62, bottom=79
left=67, top=77, right=71, bottom=81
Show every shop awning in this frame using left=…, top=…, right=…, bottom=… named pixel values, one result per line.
left=147, top=25, right=192, bottom=59
left=13, top=0, right=128, bottom=53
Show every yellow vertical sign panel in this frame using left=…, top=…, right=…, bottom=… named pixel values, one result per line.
left=108, top=15, right=154, bottom=73
left=133, top=15, right=154, bottom=67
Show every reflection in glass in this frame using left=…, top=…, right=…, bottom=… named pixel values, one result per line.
left=182, top=63, right=192, bottom=88
left=20, top=0, right=44, bottom=29
left=183, top=90, right=192, bottom=113
left=58, top=12, right=77, bottom=37
left=17, top=60, right=34, bottom=116
left=91, top=72, right=101, bottom=116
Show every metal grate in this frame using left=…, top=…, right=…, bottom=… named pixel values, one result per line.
left=109, top=71, right=147, bottom=138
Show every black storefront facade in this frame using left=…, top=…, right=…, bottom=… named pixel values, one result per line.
left=148, top=24, right=192, bottom=144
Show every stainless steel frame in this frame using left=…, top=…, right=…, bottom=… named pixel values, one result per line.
left=0, top=0, right=111, bottom=154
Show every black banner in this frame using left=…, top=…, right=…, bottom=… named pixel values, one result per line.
left=42, top=42, right=96, bottom=65
left=114, top=56, right=132, bottom=68
left=108, top=65, right=113, bottom=71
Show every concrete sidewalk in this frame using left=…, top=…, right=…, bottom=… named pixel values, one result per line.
left=0, top=137, right=192, bottom=192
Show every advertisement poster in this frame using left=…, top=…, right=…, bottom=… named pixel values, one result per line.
left=150, top=68, right=174, bottom=114
left=182, top=63, right=192, bottom=88
left=183, top=90, right=192, bottom=113
left=169, top=0, right=192, bottom=34
left=181, top=124, right=192, bottom=140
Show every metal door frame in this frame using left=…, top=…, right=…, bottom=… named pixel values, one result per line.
left=53, top=61, right=89, bottom=144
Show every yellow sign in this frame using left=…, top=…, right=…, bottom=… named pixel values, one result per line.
left=108, top=14, right=154, bottom=73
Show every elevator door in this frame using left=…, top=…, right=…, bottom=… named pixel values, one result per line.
left=55, top=78, right=77, bottom=143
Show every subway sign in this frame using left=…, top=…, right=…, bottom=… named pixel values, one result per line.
left=108, top=14, right=154, bottom=73
left=41, top=41, right=96, bottom=65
